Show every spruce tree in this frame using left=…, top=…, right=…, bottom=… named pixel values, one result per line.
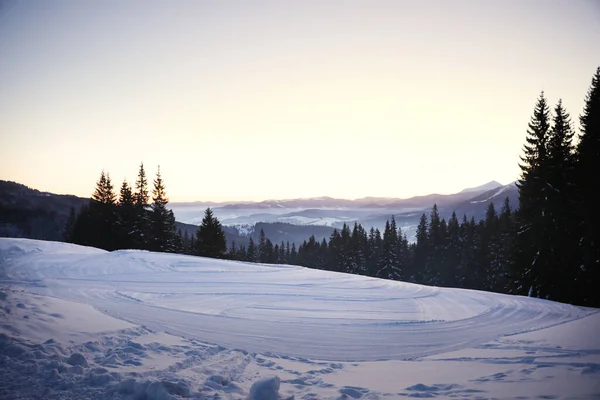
left=427, top=205, right=444, bottom=285
left=116, top=179, right=136, bottom=249
left=545, top=100, right=579, bottom=302
left=246, top=237, right=257, bottom=262
left=482, top=203, right=501, bottom=291
left=497, top=197, right=515, bottom=293
left=258, top=229, right=268, bottom=262
left=366, top=227, right=382, bottom=277
left=443, top=212, right=461, bottom=288
left=133, top=163, right=150, bottom=249
left=350, top=223, right=368, bottom=275
left=514, top=92, right=552, bottom=298
left=149, top=166, right=176, bottom=252
left=196, top=208, right=226, bottom=258
left=576, top=67, right=600, bottom=306
left=88, top=170, right=117, bottom=250
left=412, top=213, right=429, bottom=283
left=378, top=218, right=401, bottom=280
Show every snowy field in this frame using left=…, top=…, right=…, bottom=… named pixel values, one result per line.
left=0, top=238, right=598, bottom=399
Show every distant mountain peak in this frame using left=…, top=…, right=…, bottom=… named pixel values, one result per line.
left=459, top=181, right=503, bottom=194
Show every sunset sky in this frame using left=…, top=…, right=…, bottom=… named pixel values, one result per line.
left=1, top=0, right=599, bottom=202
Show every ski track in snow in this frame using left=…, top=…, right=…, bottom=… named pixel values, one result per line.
left=1, top=238, right=599, bottom=399
left=1, top=239, right=591, bottom=362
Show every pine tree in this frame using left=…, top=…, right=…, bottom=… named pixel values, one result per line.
left=443, top=212, right=461, bottom=288
left=133, top=163, right=150, bottom=249
left=377, top=218, right=401, bottom=280
left=350, top=223, right=368, bottom=275
left=258, top=229, right=268, bottom=262
left=196, top=208, right=227, bottom=258
left=482, top=203, right=501, bottom=291
left=246, top=237, right=257, bottom=262
left=366, top=227, right=382, bottom=277
left=116, top=179, right=136, bottom=249
left=278, top=241, right=286, bottom=264
left=290, top=242, right=297, bottom=264
left=458, top=215, right=479, bottom=289
left=514, top=92, right=552, bottom=298
left=412, top=213, right=429, bottom=283
left=497, top=197, right=515, bottom=293
left=148, top=166, right=176, bottom=252
left=88, top=170, right=117, bottom=250
left=427, top=205, right=444, bottom=285
left=544, top=100, right=579, bottom=302
left=173, top=229, right=183, bottom=253
left=576, top=67, right=600, bottom=306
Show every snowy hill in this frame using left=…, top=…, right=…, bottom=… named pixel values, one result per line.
left=0, top=238, right=598, bottom=399
left=459, top=180, right=503, bottom=193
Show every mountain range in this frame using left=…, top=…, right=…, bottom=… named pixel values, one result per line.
left=0, top=179, right=518, bottom=245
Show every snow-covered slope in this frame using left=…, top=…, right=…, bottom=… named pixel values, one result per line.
left=1, top=238, right=598, bottom=399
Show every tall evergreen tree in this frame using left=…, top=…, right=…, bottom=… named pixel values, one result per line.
left=89, top=170, right=117, bottom=250
left=149, top=167, right=176, bottom=252
left=514, top=92, right=552, bottom=298
left=497, top=197, right=515, bottom=293
left=116, top=179, right=136, bottom=249
left=427, top=204, right=444, bottom=285
left=366, top=227, right=382, bottom=277
left=196, top=208, right=227, bottom=258
left=246, top=237, right=257, bottom=262
left=412, top=213, right=429, bottom=283
left=377, top=218, right=401, bottom=280
left=258, top=229, right=268, bottom=263
left=133, top=163, right=150, bottom=249
left=443, top=212, right=461, bottom=288
left=576, top=67, right=600, bottom=306
left=544, top=100, right=579, bottom=302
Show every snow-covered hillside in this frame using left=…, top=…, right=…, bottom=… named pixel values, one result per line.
left=1, top=238, right=598, bottom=399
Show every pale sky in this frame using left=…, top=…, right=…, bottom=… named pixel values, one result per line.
left=1, top=0, right=599, bottom=202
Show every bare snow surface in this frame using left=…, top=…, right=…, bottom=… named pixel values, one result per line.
left=0, top=238, right=598, bottom=399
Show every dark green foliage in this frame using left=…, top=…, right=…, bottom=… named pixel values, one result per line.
left=576, top=67, right=600, bottom=306
left=73, top=171, right=118, bottom=250
left=196, top=208, right=227, bottom=259
left=133, top=163, right=150, bottom=249
left=116, top=179, right=137, bottom=249
left=514, top=92, right=552, bottom=298
left=246, top=237, right=257, bottom=262
left=411, top=214, right=429, bottom=283
left=148, top=167, right=177, bottom=253
left=377, top=217, right=401, bottom=280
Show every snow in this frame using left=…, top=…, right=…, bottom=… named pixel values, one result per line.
left=0, top=238, right=598, bottom=399
left=469, top=184, right=513, bottom=204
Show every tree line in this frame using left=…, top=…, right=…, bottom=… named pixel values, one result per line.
left=65, top=164, right=228, bottom=258
left=511, top=67, right=599, bottom=307
left=225, top=203, right=514, bottom=295
left=66, top=66, right=599, bottom=307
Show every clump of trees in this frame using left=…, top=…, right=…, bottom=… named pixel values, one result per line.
left=65, top=163, right=227, bottom=258
left=512, top=67, right=600, bottom=307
